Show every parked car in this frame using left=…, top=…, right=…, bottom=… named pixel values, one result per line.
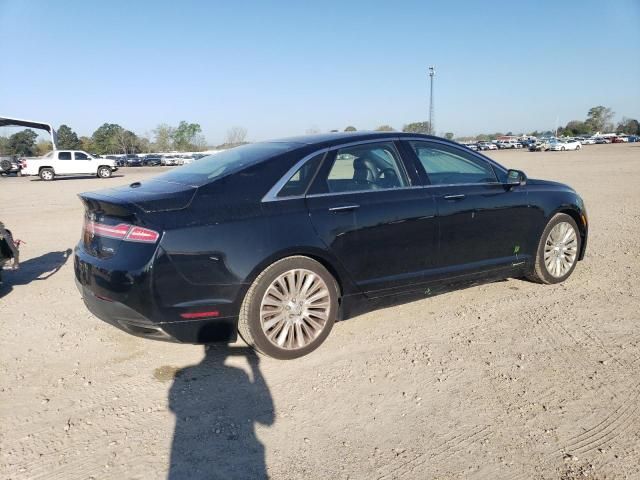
left=497, top=140, right=522, bottom=149
left=594, top=137, right=611, bottom=144
left=464, top=143, right=478, bottom=151
left=144, top=155, right=162, bottom=166
left=74, top=132, right=588, bottom=359
left=477, top=142, right=497, bottom=151
left=21, top=150, right=118, bottom=180
left=611, top=136, right=627, bottom=143
left=124, top=154, right=143, bottom=166
left=580, top=137, right=596, bottom=145
left=529, top=140, right=549, bottom=151
left=0, top=155, right=22, bottom=176
left=548, top=139, right=581, bottom=151
left=161, top=156, right=180, bottom=166
left=627, top=135, right=639, bottom=143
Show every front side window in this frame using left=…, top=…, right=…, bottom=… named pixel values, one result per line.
left=75, top=152, right=89, bottom=160
left=409, top=141, right=497, bottom=185
left=321, top=142, right=408, bottom=193
left=58, top=151, right=72, bottom=160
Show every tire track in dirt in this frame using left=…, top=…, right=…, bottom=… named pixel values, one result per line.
left=560, top=382, right=640, bottom=456
left=376, top=425, right=492, bottom=480
left=510, top=382, right=640, bottom=480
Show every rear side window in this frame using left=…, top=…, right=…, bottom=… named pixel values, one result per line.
left=75, top=152, right=89, bottom=160
left=58, top=152, right=72, bottom=160
left=409, top=141, right=497, bottom=185
left=155, top=142, right=299, bottom=186
left=321, top=142, right=408, bottom=193
left=277, top=153, right=324, bottom=198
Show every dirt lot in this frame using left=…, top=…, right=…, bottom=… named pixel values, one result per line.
left=1, top=144, right=639, bottom=479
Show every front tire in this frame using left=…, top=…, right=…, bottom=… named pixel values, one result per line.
left=527, top=213, right=580, bottom=284
left=39, top=168, right=55, bottom=181
left=238, top=256, right=339, bottom=360
left=97, top=166, right=112, bottom=178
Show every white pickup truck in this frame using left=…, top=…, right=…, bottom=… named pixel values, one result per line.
left=21, top=150, right=118, bottom=181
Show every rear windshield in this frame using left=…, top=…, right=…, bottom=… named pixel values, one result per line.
left=153, top=142, right=299, bottom=186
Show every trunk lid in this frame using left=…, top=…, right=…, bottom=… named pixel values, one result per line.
left=77, top=179, right=195, bottom=259
left=85, top=179, right=198, bottom=213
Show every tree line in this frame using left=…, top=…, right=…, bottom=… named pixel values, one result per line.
left=0, top=122, right=249, bottom=157
left=2, top=105, right=636, bottom=157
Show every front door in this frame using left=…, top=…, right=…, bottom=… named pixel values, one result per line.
left=73, top=151, right=95, bottom=174
left=306, top=141, right=438, bottom=296
left=404, top=140, right=534, bottom=276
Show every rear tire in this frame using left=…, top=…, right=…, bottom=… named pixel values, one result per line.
left=39, top=168, right=54, bottom=181
left=238, top=256, right=339, bottom=360
left=527, top=213, right=581, bottom=284
left=0, top=159, right=11, bottom=172
left=97, top=166, right=112, bottom=178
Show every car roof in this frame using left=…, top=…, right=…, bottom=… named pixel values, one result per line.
left=266, top=131, right=441, bottom=147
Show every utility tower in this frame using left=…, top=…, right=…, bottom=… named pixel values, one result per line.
left=428, top=66, right=435, bottom=135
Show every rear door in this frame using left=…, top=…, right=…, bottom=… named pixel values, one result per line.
left=73, top=151, right=95, bottom=174
left=55, top=151, right=73, bottom=174
left=305, top=140, right=438, bottom=296
left=404, top=140, right=535, bottom=276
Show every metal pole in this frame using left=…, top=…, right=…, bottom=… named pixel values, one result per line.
left=428, top=66, right=435, bottom=135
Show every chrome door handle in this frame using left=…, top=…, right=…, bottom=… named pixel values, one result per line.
left=443, top=194, right=465, bottom=200
left=328, top=204, right=360, bottom=212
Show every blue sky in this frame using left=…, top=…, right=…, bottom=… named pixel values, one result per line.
left=1, top=0, right=638, bottom=142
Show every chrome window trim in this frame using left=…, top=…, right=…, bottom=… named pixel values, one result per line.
left=262, top=148, right=329, bottom=202
left=262, top=136, right=510, bottom=203
left=305, top=185, right=425, bottom=199
left=262, top=138, right=406, bottom=202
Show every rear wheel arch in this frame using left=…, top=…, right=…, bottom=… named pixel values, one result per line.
left=237, top=254, right=341, bottom=359
left=240, top=248, right=347, bottom=304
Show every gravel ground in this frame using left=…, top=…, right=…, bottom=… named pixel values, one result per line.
left=1, top=144, right=639, bottom=479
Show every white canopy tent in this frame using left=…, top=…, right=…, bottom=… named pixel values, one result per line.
left=0, top=116, right=57, bottom=150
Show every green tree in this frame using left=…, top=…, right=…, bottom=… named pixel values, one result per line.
left=56, top=124, right=81, bottom=149
left=444, top=132, right=454, bottom=140
left=562, top=120, right=591, bottom=136
left=344, top=126, right=357, bottom=132
left=79, top=136, right=94, bottom=152
left=375, top=124, right=395, bottom=132
left=173, top=121, right=203, bottom=151
left=586, top=106, right=615, bottom=132
left=617, top=117, right=639, bottom=135
left=7, top=129, right=39, bottom=156
left=0, top=136, right=9, bottom=154
left=402, top=122, right=430, bottom=134
left=153, top=123, right=175, bottom=152
left=36, top=140, right=53, bottom=156
left=91, top=123, right=124, bottom=154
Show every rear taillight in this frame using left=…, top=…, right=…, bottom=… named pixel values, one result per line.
left=86, top=221, right=159, bottom=243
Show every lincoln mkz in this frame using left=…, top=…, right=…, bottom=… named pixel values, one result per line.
left=74, top=132, right=588, bottom=359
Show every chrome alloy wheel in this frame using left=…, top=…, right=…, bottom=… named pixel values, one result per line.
left=259, top=269, right=331, bottom=350
left=544, top=221, right=578, bottom=278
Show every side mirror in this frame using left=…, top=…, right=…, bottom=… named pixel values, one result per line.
left=506, top=169, right=527, bottom=187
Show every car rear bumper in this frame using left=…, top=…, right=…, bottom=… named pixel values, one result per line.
left=74, top=245, right=239, bottom=344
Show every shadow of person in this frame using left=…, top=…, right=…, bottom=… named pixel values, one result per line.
left=0, top=249, right=72, bottom=298
left=168, top=345, right=274, bottom=480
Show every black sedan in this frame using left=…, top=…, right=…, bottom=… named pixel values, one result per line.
left=75, top=132, right=588, bottom=359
